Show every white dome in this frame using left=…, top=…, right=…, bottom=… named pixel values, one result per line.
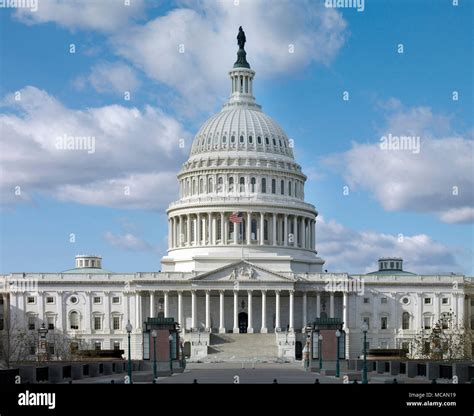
left=191, top=107, right=294, bottom=159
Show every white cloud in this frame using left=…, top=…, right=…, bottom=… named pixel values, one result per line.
left=0, top=86, right=190, bottom=209
left=104, top=231, right=153, bottom=251
left=75, top=62, right=141, bottom=95
left=317, top=217, right=463, bottom=274
left=325, top=105, right=474, bottom=223
left=13, top=0, right=145, bottom=32
left=110, top=0, right=347, bottom=114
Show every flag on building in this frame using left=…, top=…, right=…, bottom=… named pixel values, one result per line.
left=229, top=212, right=243, bottom=223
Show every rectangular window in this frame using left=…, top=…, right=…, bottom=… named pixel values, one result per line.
left=47, top=316, right=55, bottom=330
left=401, top=342, right=410, bottom=352
left=442, top=297, right=449, bottom=305
left=271, top=179, right=276, bottom=194
left=424, top=298, right=432, bottom=305
left=363, top=298, right=370, bottom=304
left=28, top=316, right=36, bottom=330
left=48, top=345, right=55, bottom=355
left=94, top=342, right=101, bottom=351
left=381, top=317, right=388, bottom=330
left=46, top=297, right=54, bottom=304
left=381, top=297, right=387, bottom=304
left=423, top=316, right=431, bottom=330
left=94, top=317, right=101, bottom=330
left=27, top=297, right=35, bottom=304
left=113, top=341, right=121, bottom=351
left=113, top=317, right=120, bottom=330
left=112, top=297, right=120, bottom=304
left=363, top=317, right=370, bottom=329
left=93, top=297, right=101, bottom=304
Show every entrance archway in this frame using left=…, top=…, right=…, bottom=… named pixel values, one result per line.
left=238, top=312, right=248, bottom=333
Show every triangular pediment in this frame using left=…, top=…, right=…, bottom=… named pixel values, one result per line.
left=190, top=261, right=294, bottom=282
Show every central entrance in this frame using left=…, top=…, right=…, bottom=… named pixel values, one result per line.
left=238, top=312, right=248, bottom=333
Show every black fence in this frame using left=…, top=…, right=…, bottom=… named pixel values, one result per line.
left=416, top=364, right=426, bottom=377
left=439, top=365, right=453, bottom=379
left=36, top=366, right=49, bottom=382
left=62, top=365, right=71, bottom=379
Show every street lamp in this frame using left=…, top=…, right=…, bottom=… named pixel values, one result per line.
left=318, top=334, right=323, bottom=371
left=151, top=329, right=158, bottom=383
left=335, top=329, right=341, bottom=378
left=168, top=334, right=174, bottom=373
left=126, top=320, right=133, bottom=384
left=361, top=322, right=368, bottom=384
left=38, top=323, right=49, bottom=362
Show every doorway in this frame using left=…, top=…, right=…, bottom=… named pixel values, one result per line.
left=238, top=312, right=248, bottom=333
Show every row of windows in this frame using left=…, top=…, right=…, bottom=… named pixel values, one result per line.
left=195, top=134, right=288, bottom=149
left=362, top=296, right=451, bottom=305
left=27, top=314, right=123, bottom=331
left=181, top=176, right=304, bottom=198
left=362, top=312, right=454, bottom=331
left=26, top=295, right=121, bottom=305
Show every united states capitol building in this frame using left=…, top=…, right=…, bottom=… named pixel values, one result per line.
left=1, top=31, right=473, bottom=363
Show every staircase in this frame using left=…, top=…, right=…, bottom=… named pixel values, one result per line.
left=206, top=333, right=280, bottom=362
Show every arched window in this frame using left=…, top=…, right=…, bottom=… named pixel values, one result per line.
left=240, top=135, right=244, bottom=144
left=208, top=177, right=213, bottom=193
left=402, top=312, right=410, bottom=330
left=280, top=180, right=284, bottom=195
left=288, top=181, right=292, bottom=196
left=249, top=136, right=253, bottom=144
left=229, top=177, right=234, bottom=192
left=279, top=139, right=282, bottom=147
left=199, top=178, right=204, bottom=193
left=239, top=177, right=245, bottom=193
left=265, top=137, right=269, bottom=145
left=273, top=138, right=277, bottom=146
left=70, top=311, right=79, bottom=330
left=218, top=177, right=223, bottom=193
left=250, top=177, right=256, bottom=193
left=294, top=182, right=298, bottom=197
left=257, top=136, right=262, bottom=144
left=231, top=135, right=236, bottom=144
left=261, top=178, right=267, bottom=193
left=223, top=136, right=227, bottom=144
left=271, top=179, right=276, bottom=194
left=192, top=180, right=196, bottom=195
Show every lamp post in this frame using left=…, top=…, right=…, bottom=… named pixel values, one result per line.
left=318, top=334, right=323, bottom=371
left=361, top=322, right=368, bottom=384
left=151, top=329, right=158, bottom=383
left=168, top=334, right=173, bottom=373
left=38, top=323, right=49, bottom=362
left=126, top=320, right=133, bottom=384
left=335, top=329, right=341, bottom=378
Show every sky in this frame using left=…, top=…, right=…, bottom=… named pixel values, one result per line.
left=0, top=0, right=472, bottom=275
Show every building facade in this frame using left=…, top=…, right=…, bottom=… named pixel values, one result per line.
left=1, top=33, right=473, bottom=363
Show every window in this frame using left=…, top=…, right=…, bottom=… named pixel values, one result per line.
left=46, top=296, right=54, bottom=304
left=279, top=139, right=282, bottom=147
left=280, top=180, right=284, bottom=195
left=265, top=137, right=269, bottom=145
left=441, top=297, right=449, bottom=305
left=381, top=297, right=387, bottom=304
left=440, top=313, right=450, bottom=329
left=239, top=135, right=244, bottom=143
left=249, top=135, right=253, bottom=144
left=70, top=296, right=78, bottom=304
left=113, top=341, right=121, bottom=351
left=208, top=177, right=213, bottom=193
left=112, top=297, right=120, bottom=304
left=28, top=316, right=36, bottom=330
left=402, top=297, right=409, bottom=305
left=94, top=317, right=102, bottom=330
left=424, top=298, right=432, bottom=305
left=48, top=345, right=55, bottom=355
left=199, top=178, right=204, bottom=193
left=223, top=135, right=227, bottom=144
left=401, top=342, right=410, bottom=352
left=94, top=342, right=101, bottom=351
left=363, top=298, right=370, bottom=304
left=381, top=317, right=388, bottom=330
left=93, top=297, right=101, bottom=304
left=113, top=316, right=121, bottom=330
left=218, top=177, right=223, bottom=193
left=231, top=135, right=235, bottom=143
left=47, top=316, right=55, bottom=330
left=239, top=177, right=245, bottom=193
left=288, top=181, right=292, bottom=196
left=402, top=312, right=410, bottom=330
left=423, top=316, right=432, bottom=330
left=229, top=177, right=234, bottom=192
left=250, top=177, right=256, bottom=193
left=271, top=179, right=276, bottom=194
left=272, top=138, right=276, bottom=146
left=363, top=317, right=370, bottom=329
left=261, top=178, right=266, bottom=193
left=27, top=297, right=35, bottom=304
left=70, top=311, right=79, bottom=330
left=217, top=218, right=222, bottom=241
left=257, top=136, right=262, bottom=144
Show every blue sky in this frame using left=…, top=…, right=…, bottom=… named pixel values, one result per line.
left=0, top=0, right=472, bottom=275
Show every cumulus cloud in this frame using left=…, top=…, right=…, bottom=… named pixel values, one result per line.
left=325, top=104, right=473, bottom=223
left=317, top=217, right=463, bottom=274
left=74, top=62, right=141, bottom=95
left=13, top=0, right=145, bottom=32
left=0, top=86, right=190, bottom=209
left=104, top=231, right=153, bottom=251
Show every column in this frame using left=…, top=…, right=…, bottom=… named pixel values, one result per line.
left=434, top=292, right=441, bottom=323
left=211, top=215, right=216, bottom=245
left=205, top=290, right=210, bottom=331
left=135, top=292, right=142, bottom=329
left=150, top=291, right=155, bottom=318
left=275, top=290, right=281, bottom=331
left=261, top=290, right=267, bottom=333
left=178, top=216, right=182, bottom=247
left=316, top=292, right=321, bottom=318
left=260, top=212, right=265, bottom=245
left=85, top=291, right=92, bottom=332
left=168, top=218, right=172, bottom=248
left=312, top=220, right=316, bottom=249
left=57, top=291, right=64, bottom=331
left=233, top=221, right=238, bottom=244
left=164, top=291, right=169, bottom=318
left=177, top=291, right=183, bottom=327
left=202, top=214, right=206, bottom=245
left=219, top=290, right=225, bottom=333
left=457, top=294, right=464, bottom=328
left=289, top=290, right=294, bottom=331
left=246, top=212, right=251, bottom=244
left=38, top=291, right=44, bottom=322
left=343, top=292, right=348, bottom=330
left=104, top=291, right=110, bottom=332
left=283, top=215, right=288, bottom=246
left=302, top=291, right=307, bottom=330
left=191, top=290, right=197, bottom=330
left=247, top=291, right=254, bottom=333
left=223, top=213, right=228, bottom=245
left=372, top=292, right=378, bottom=329
left=233, top=290, right=239, bottom=333
left=272, top=213, right=277, bottom=245
left=208, top=213, right=212, bottom=245
left=293, top=216, right=297, bottom=246
left=416, top=292, right=423, bottom=330
left=329, top=292, right=335, bottom=318
left=186, top=214, right=191, bottom=246
left=196, top=213, right=201, bottom=246
left=299, top=218, right=304, bottom=248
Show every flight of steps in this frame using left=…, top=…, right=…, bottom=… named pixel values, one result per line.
left=205, top=333, right=280, bottom=362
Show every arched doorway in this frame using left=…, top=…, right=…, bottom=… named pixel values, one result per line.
left=183, top=341, right=191, bottom=358
left=295, top=341, right=303, bottom=360
left=238, top=312, right=248, bottom=333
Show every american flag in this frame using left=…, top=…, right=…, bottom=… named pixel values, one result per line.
left=229, top=212, right=243, bottom=223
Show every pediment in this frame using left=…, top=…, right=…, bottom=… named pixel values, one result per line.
left=191, top=261, right=294, bottom=282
